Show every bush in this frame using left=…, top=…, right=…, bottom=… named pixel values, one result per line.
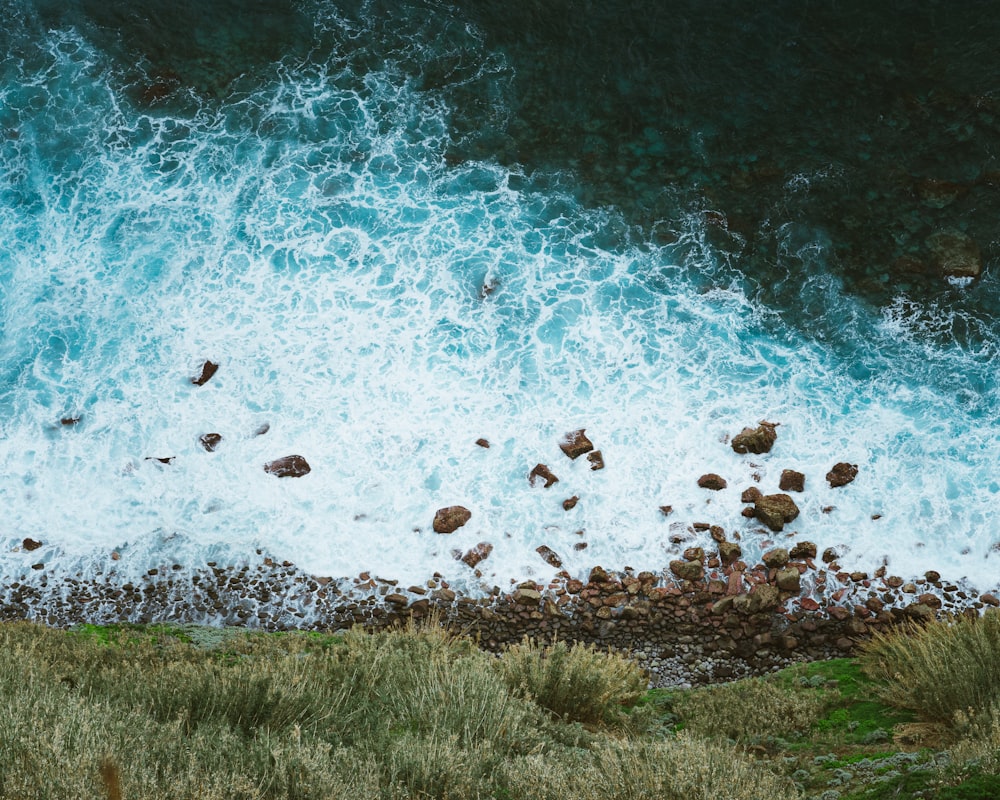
left=671, top=675, right=828, bottom=742
left=858, top=611, right=1000, bottom=733
left=497, top=637, right=648, bottom=727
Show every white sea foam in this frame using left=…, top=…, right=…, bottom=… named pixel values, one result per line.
left=0, top=24, right=998, bottom=596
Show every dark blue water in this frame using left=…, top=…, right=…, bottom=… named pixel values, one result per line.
left=0, top=0, right=997, bottom=590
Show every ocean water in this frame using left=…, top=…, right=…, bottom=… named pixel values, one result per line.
left=1, top=0, right=998, bottom=595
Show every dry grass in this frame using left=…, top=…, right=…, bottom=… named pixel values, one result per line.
left=0, top=621, right=799, bottom=799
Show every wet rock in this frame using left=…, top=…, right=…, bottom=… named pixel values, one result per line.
left=789, top=541, right=818, bottom=560
left=529, top=463, right=559, bottom=488
left=145, top=457, right=175, bottom=465
left=587, top=450, right=605, bottom=471
left=731, top=421, right=778, bottom=454
left=779, top=469, right=805, bottom=492
left=264, top=455, right=311, bottom=478
left=199, top=433, right=222, bottom=452
left=683, top=547, right=706, bottom=563
left=191, top=360, right=219, bottom=386
left=741, top=486, right=763, bottom=503
left=22, top=538, right=42, bottom=552
left=916, top=178, right=967, bottom=208
left=459, top=542, right=493, bottom=568
left=826, top=462, right=858, bottom=488
left=536, top=545, right=563, bottom=568
left=670, top=560, right=704, bottom=582
left=60, top=416, right=81, bottom=426
left=432, top=506, right=472, bottom=534
left=749, top=584, right=780, bottom=612
left=762, top=548, right=790, bottom=568
left=562, top=496, right=579, bottom=511
left=776, top=567, right=801, bottom=593
left=924, top=570, right=941, bottom=583
left=559, top=429, right=594, bottom=459
left=588, top=566, right=610, bottom=583
left=709, top=526, right=726, bottom=543
left=918, top=593, right=942, bottom=609
left=927, top=229, right=982, bottom=279
left=753, top=494, right=800, bottom=532
left=475, top=438, right=490, bottom=448
left=980, top=593, right=1000, bottom=606
left=254, top=423, right=270, bottom=436
left=697, top=473, right=727, bottom=491
left=659, top=505, right=673, bottom=516
left=822, top=547, right=842, bottom=564
left=718, top=541, right=742, bottom=566
left=513, top=587, right=542, bottom=605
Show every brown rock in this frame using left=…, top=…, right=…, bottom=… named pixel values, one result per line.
left=432, top=505, right=472, bottom=533
left=731, top=421, right=778, bottom=454
left=199, top=433, right=222, bottom=452
left=718, top=541, right=742, bottom=566
left=980, top=593, right=1000, bottom=606
left=475, top=438, right=490, bottom=448
left=536, top=545, right=563, bottom=568
left=918, top=593, right=942, bottom=609
left=779, top=469, right=805, bottom=492
left=698, top=473, right=728, bottom=491
left=683, top=547, right=706, bottom=563
left=827, top=462, right=858, bottom=488
left=191, top=360, right=219, bottom=386
left=659, top=505, right=673, bottom=516
left=562, top=496, right=579, bottom=511
left=513, top=587, right=542, bottom=605
left=789, top=541, right=817, bottom=560
left=22, top=538, right=42, bottom=552
left=669, top=560, right=704, bottom=582
left=264, top=455, right=311, bottom=478
left=741, top=486, right=763, bottom=503
left=776, top=567, right=801, bottom=593
left=753, top=494, right=800, bottom=532
left=588, top=566, right=610, bottom=584
left=762, top=547, right=790, bottom=568
left=822, top=547, right=842, bottom=564
left=529, top=463, right=559, bottom=488
left=587, top=450, right=605, bottom=471
left=559, top=429, right=594, bottom=459
left=459, top=542, right=493, bottom=568
left=924, top=570, right=941, bottom=583
left=709, top=525, right=726, bottom=543
left=750, top=583, right=780, bottom=611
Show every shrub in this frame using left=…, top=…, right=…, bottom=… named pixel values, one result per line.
left=671, top=674, right=828, bottom=742
left=497, top=637, right=648, bottom=727
left=858, top=611, right=1000, bottom=732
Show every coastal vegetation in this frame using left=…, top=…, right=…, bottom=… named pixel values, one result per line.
left=0, top=612, right=998, bottom=799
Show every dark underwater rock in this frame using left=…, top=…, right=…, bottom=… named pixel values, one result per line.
left=927, top=229, right=982, bottom=279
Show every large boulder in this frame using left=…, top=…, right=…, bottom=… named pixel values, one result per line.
left=559, top=429, right=594, bottom=459
left=731, top=421, right=778, bottom=454
left=826, top=462, right=858, bottom=488
left=433, top=505, right=472, bottom=533
left=753, top=493, right=800, bottom=532
left=264, top=455, right=311, bottom=478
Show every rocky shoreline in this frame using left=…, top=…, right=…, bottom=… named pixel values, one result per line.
left=2, top=543, right=996, bottom=688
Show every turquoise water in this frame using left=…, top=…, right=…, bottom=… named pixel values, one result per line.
left=0, top=0, right=997, bottom=591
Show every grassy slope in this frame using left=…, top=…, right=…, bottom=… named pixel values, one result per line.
left=1, top=621, right=999, bottom=800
